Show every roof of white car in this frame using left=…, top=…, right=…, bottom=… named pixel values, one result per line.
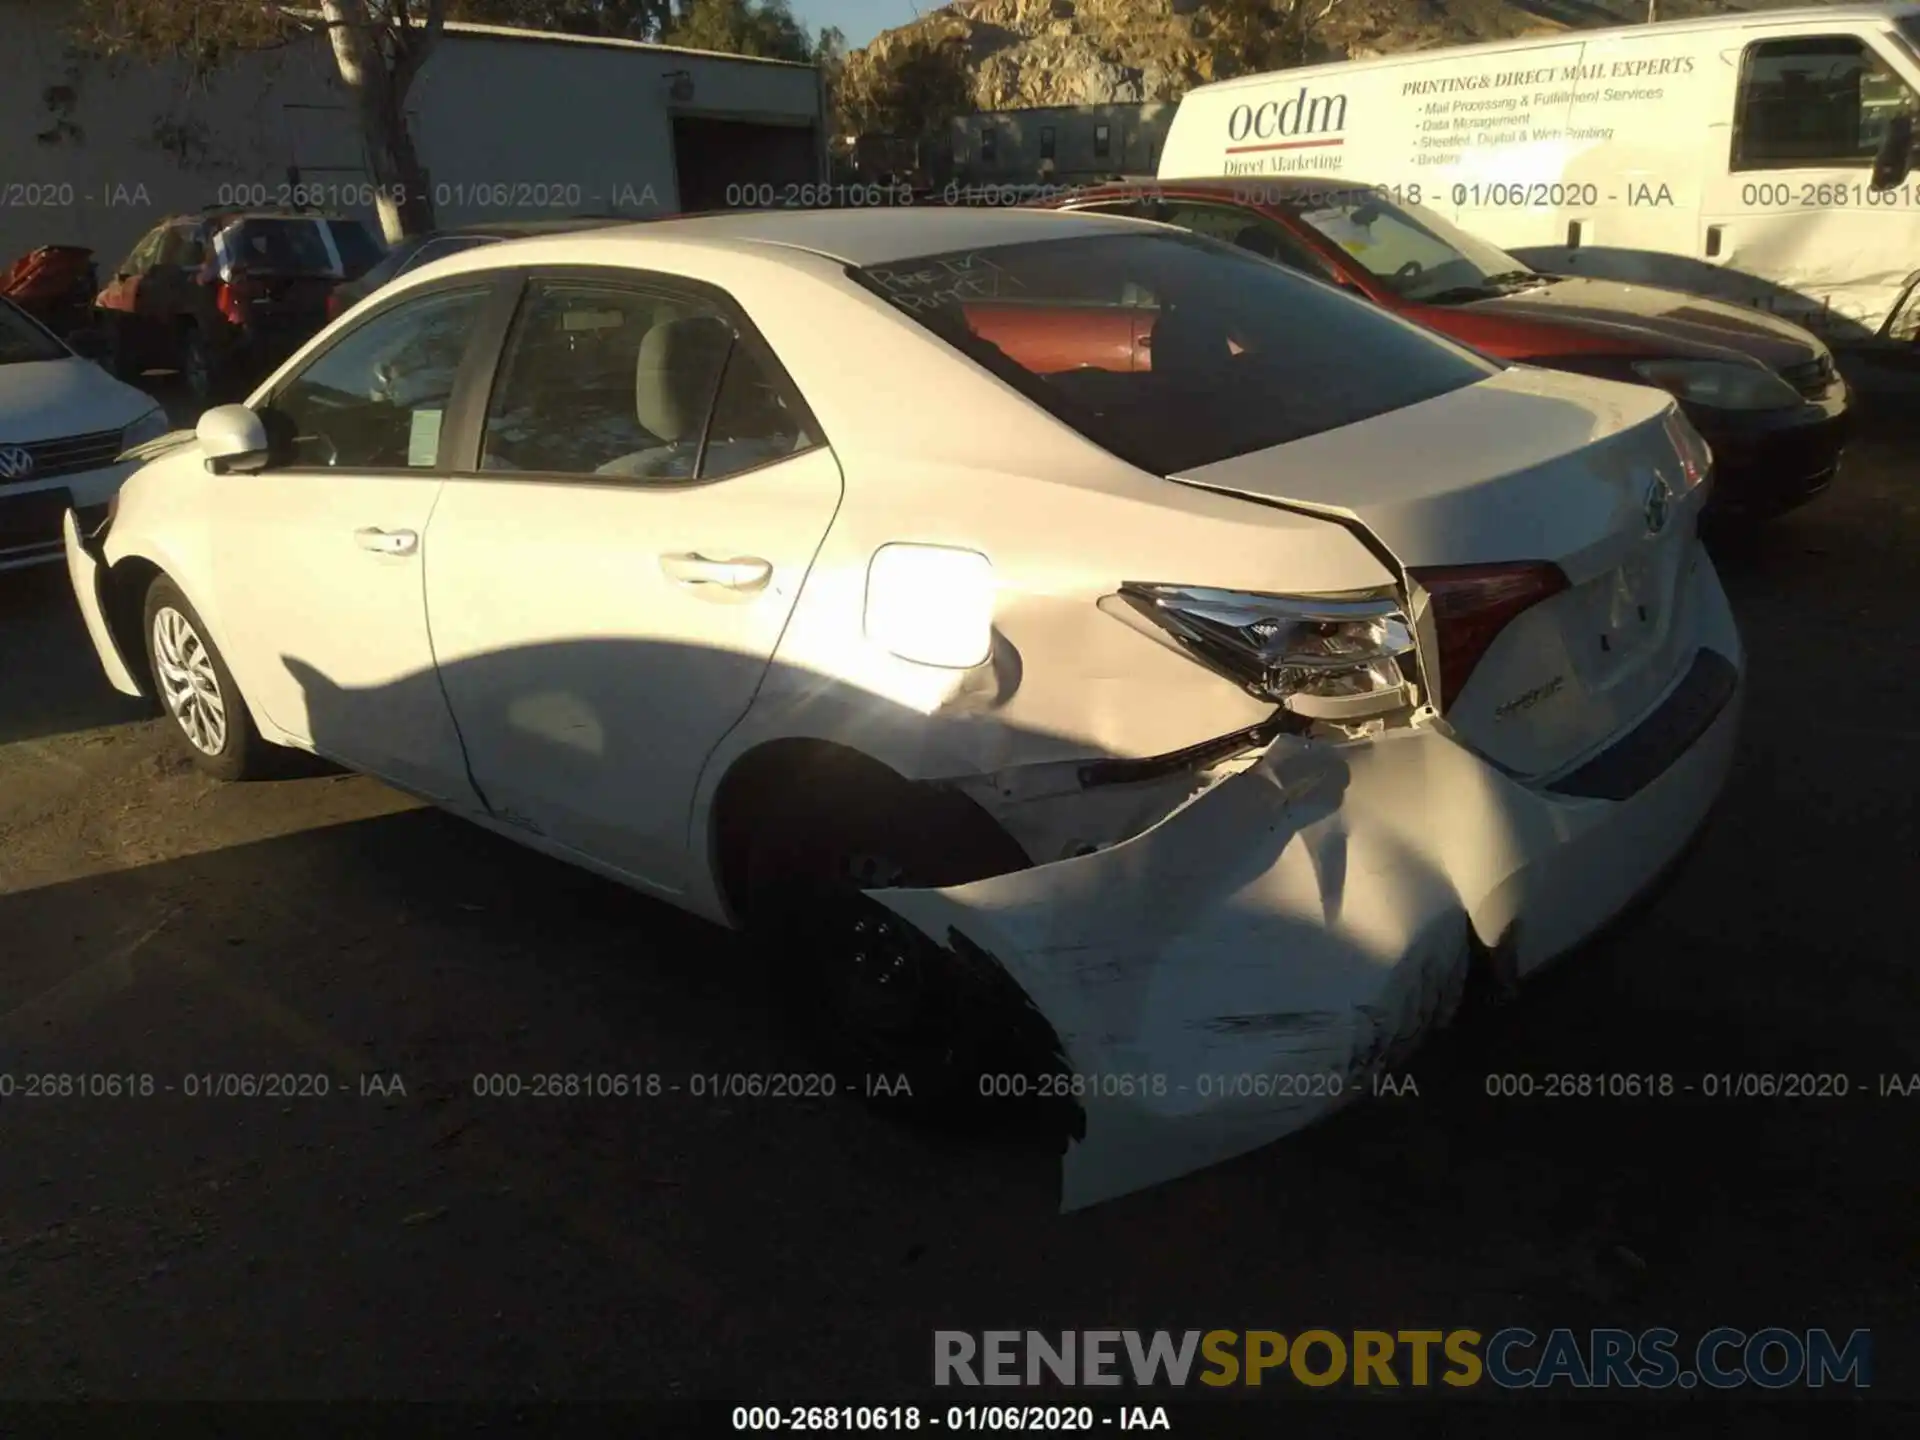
left=455, top=207, right=1146, bottom=269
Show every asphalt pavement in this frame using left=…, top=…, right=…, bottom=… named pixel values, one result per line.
left=1, top=363, right=1915, bottom=1412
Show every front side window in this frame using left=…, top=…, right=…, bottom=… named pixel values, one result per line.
left=267, top=285, right=490, bottom=469
left=1734, top=36, right=1918, bottom=169
left=1286, top=195, right=1538, bottom=304
left=856, top=231, right=1495, bottom=476
left=0, top=298, right=67, bottom=365
left=480, top=278, right=816, bottom=482
left=399, top=235, right=498, bottom=278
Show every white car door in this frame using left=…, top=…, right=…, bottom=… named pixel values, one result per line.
left=210, top=282, right=494, bottom=805
left=421, top=272, right=842, bottom=892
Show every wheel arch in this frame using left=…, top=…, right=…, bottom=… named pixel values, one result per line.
left=104, top=548, right=279, bottom=742
left=101, top=552, right=163, bottom=701
left=703, top=736, right=1034, bottom=931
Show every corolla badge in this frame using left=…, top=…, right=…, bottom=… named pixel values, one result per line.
left=0, top=445, right=36, bottom=481
left=1643, top=471, right=1675, bottom=536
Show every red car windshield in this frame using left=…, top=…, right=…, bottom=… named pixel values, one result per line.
left=1284, top=195, right=1544, bottom=304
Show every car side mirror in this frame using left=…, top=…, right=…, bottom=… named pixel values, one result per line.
left=197, top=404, right=272, bottom=474
left=1872, top=111, right=1914, bottom=190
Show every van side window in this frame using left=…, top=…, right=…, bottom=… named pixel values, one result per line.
left=1733, top=37, right=1916, bottom=170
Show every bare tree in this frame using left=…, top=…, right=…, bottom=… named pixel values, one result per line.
left=75, top=2, right=448, bottom=240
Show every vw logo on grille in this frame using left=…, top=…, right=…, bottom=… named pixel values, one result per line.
left=1643, top=472, right=1674, bottom=536
left=0, top=445, right=35, bottom=481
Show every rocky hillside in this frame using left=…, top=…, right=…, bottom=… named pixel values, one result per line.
left=838, top=0, right=1820, bottom=116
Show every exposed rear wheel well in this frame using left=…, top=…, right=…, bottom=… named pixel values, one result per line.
left=709, top=738, right=1032, bottom=929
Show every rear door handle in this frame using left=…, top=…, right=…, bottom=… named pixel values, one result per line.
left=355, top=527, right=417, bottom=556
left=1705, top=224, right=1725, bottom=259
left=659, top=552, right=772, bottom=592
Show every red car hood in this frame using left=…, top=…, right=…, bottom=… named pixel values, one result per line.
left=1430, top=275, right=1824, bottom=367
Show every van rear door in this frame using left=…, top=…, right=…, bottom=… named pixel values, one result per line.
left=1696, top=26, right=1920, bottom=340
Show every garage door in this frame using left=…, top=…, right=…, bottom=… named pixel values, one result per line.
left=671, top=118, right=820, bottom=213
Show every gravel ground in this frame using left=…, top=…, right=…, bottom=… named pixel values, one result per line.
left=1, top=363, right=1915, bottom=1412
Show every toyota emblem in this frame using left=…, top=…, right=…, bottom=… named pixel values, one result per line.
left=0, top=445, right=34, bottom=481
left=1643, top=472, right=1674, bottom=536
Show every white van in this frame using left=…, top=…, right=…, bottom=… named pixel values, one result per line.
left=1157, top=2, right=1920, bottom=344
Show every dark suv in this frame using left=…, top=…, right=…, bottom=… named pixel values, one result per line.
left=94, top=210, right=383, bottom=402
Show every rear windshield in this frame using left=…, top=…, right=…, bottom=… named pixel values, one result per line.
left=327, top=220, right=385, bottom=278
left=0, top=298, right=67, bottom=365
left=854, top=231, right=1496, bottom=474
left=220, top=219, right=340, bottom=274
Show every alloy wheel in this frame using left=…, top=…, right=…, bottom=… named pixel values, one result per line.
left=151, top=606, right=227, bottom=756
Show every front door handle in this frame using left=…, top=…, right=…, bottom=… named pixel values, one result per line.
left=659, top=552, right=772, bottom=592
left=355, top=527, right=418, bottom=556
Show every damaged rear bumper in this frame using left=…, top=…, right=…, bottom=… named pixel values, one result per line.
left=875, top=649, right=1742, bottom=1212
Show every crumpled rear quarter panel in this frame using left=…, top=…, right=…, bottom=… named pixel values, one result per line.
left=874, top=738, right=1476, bottom=1211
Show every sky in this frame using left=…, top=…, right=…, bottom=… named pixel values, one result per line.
left=792, top=0, right=932, bottom=49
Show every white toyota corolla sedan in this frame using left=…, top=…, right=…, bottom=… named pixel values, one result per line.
left=2, top=296, right=168, bottom=571
left=63, top=209, right=1741, bottom=1208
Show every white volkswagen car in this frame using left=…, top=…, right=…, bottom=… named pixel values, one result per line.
left=63, top=210, right=1741, bottom=1208
left=2, top=297, right=168, bottom=571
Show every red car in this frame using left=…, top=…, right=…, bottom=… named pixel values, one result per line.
left=93, top=209, right=383, bottom=403
left=1044, top=178, right=1849, bottom=518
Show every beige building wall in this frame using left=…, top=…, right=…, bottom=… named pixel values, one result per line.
left=0, top=3, right=823, bottom=269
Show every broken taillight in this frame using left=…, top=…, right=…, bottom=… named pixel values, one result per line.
left=1110, top=583, right=1421, bottom=722
left=1409, top=562, right=1570, bottom=713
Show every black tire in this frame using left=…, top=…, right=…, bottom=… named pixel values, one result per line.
left=142, top=575, right=268, bottom=781
left=741, top=774, right=1076, bottom=1137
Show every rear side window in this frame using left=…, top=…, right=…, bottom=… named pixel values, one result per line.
left=480, top=278, right=817, bottom=482
left=328, top=220, right=386, bottom=278
left=855, top=231, right=1495, bottom=475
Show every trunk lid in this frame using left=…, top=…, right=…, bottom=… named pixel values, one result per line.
left=1171, top=366, right=1711, bottom=780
